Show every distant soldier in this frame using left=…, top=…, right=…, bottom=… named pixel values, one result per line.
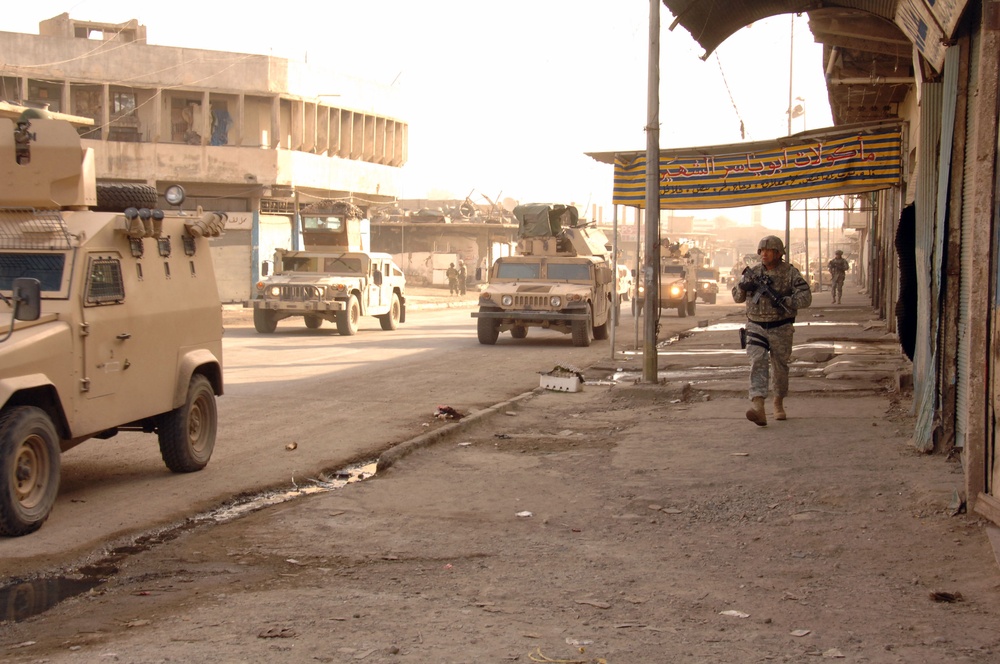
left=457, top=260, right=468, bottom=295
left=446, top=262, right=459, bottom=295
left=733, top=235, right=812, bottom=426
left=828, top=250, right=849, bottom=304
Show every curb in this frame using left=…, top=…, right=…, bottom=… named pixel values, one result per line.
left=376, top=388, right=542, bottom=472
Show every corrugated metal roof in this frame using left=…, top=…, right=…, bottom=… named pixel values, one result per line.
left=661, top=0, right=897, bottom=58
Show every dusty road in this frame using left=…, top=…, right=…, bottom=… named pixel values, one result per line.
left=4, top=289, right=1000, bottom=663
left=1, top=299, right=724, bottom=578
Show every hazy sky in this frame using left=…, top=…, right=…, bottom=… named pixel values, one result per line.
left=8, top=1, right=833, bottom=223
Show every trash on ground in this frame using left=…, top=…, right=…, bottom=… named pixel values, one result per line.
left=929, top=590, right=964, bottom=602
left=434, top=405, right=464, bottom=420
left=790, top=629, right=811, bottom=637
left=540, top=365, right=585, bottom=392
left=720, top=610, right=750, bottom=618
left=516, top=511, right=533, bottom=518
left=258, top=627, right=296, bottom=639
left=285, top=442, right=297, bottom=451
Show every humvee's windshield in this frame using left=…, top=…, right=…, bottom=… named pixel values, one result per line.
left=280, top=255, right=364, bottom=275
left=696, top=269, right=717, bottom=280
left=496, top=262, right=540, bottom=279
left=547, top=263, right=591, bottom=281
left=663, top=265, right=686, bottom=275
left=0, top=253, right=65, bottom=291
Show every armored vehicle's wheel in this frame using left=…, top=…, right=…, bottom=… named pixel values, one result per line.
left=572, top=305, right=593, bottom=347
left=337, top=295, right=361, bottom=335
left=253, top=308, right=277, bottom=333
left=705, top=294, right=717, bottom=304
left=593, top=305, right=610, bottom=340
left=379, top=293, right=401, bottom=331
left=94, top=183, right=159, bottom=212
left=477, top=313, right=500, bottom=345
left=677, top=303, right=688, bottom=317
left=687, top=299, right=697, bottom=315
left=510, top=325, right=528, bottom=339
left=0, top=407, right=60, bottom=537
left=158, top=374, right=217, bottom=473
left=304, top=315, right=323, bottom=329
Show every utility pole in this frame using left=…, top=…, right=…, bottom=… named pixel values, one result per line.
left=642, top=0, right=661, bottom=383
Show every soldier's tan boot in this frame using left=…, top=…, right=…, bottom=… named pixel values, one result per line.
left=774, top=396, right=786, bottom=421
left=745, top=397, right=767, bottom=426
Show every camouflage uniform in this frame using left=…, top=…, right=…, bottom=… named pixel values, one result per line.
left=732, top=261, right=812, bottom=399
left=828, top=254, right=849, bottom=303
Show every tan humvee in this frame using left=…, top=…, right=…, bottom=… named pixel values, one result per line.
left=472, top=204, right=615, bottom=346
left=0, top=113, right=224, bottom=536
left=634, top=241, right=699, bottom=318
left=244, top=202, right=406, bottom=335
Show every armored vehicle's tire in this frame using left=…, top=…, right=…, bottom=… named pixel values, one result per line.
left=253, top=308, right=278, bottom=333
left=572, top=305, right=593, bottom=347
left=0, top=407, right=60, bottom=537
left=95, top=183, right=159, bottom=212
left=510, top=325, right=528, bottom=339
left=687, top=299, right=696, bottom=315
left=593, top=307, right=610, bottom=341
left=477, top=313, right=500, bottom=345
left=337, top=294, right=361, bottom=335
left=379, top=293, right=401, bottom=331
left=304, top=315, right=323, bottom=329
left=158, top=374, right=217, bottom=473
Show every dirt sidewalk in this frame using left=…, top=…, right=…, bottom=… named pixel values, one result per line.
left=4, top=289, right=1000, bottom=663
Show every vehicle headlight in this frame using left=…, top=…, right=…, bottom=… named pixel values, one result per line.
left=501, top=294, right=513, bottom=306
left=267, top=285, right=281, bottom=297
left=670, top=285, right=682, bottom=297
left=550, top=295, right=562, bottom=307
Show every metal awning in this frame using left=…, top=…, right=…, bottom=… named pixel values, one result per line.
left=586, top=120, right=904, bottom=209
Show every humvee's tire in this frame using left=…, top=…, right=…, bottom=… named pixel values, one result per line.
left=158, top=374, right=217, bottom=473
left=379, top=293, right=401, bottom=331
left=337, top=294, right=361, bottom=336
left=477, top=313, right=500, bottom=345
left=94, top=183, right=158, bottom=212
left=510, top=325, right=528, bottom=339
left=572, top=304, right=593, bottom=347
left=253, top=308, right=277, bottom=333
left=304, top=315, right=323, bottom=329
left=0, top=407, right=60, bottom=537
left=687, top=299, right=696, bottom=315
left=593, top=305, right=610, bottom=340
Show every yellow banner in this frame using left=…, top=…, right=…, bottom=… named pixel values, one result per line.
left=613, top=128, right=902, bottom=209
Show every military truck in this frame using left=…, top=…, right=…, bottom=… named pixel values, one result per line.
left=244, top=201, right=406, bottom=335
left=634, top=241, right=698, bottom=317
left=695, top=266, right=721, bottom=304
left=472, top=203, right=615, bottom=346
left=0, top=112, right=225, bottom=536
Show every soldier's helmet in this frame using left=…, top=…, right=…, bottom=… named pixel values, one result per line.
left=835, top=249, right=844, bottom=256
left=757, top=235, right=785, bottom=255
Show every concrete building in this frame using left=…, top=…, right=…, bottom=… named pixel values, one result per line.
left=0, top=14, right=407, bottom=301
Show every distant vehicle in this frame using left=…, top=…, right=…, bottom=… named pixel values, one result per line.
left=695, top=267, right=721, bottom=304
left=0, top=112, right=225, bottom=536
left=244, top=202, right=406, bottom=334
left=634, top=242, right=698, bottom=317
left=472, top=203, right=615, bottom=346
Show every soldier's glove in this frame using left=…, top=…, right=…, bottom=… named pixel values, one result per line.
left=780, top=296, right=794, bottom=309
left=738, top=279, right=755, bottom=292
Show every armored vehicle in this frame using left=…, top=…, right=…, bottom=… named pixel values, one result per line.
left=0, top=112, right=225, bottom=536
left=695, top=266, right=721, bottom=304
left=472, top=203, right=615, bottom=346
left=634, top=241, right=698, bottom=317
left=244, top=201, right=406, bottom=335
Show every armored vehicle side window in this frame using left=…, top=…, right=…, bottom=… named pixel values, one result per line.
left=85, top=258, right=125, bottom=305
left=547, top=263, right=591, bottom=281
left=0, top=253, right=65, bottom=292
left=496, top=262, right=540, bottom=279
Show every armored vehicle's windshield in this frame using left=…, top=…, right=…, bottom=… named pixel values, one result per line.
left=280, top=255, right=364, bottom=275
left=496, top=262, right=541, bottom=279
left=548, top=263, right=591, bottom=281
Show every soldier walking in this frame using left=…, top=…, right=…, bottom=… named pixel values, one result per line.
left=446, top=262, right=459, bottom=295
left=733, top=236, right=812, bottom=426
left=828, top=249, right=849, bottom=304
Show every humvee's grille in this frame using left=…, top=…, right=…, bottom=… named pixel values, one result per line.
left=513, top=294, right=551, bottom=308
left=276, top=285, right=325, bottom=300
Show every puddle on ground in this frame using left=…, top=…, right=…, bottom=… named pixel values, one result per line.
left=0, top=461, right=376, bottom=623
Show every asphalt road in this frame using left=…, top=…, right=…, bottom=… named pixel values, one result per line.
left=0, top=300, right=730, bottom=578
